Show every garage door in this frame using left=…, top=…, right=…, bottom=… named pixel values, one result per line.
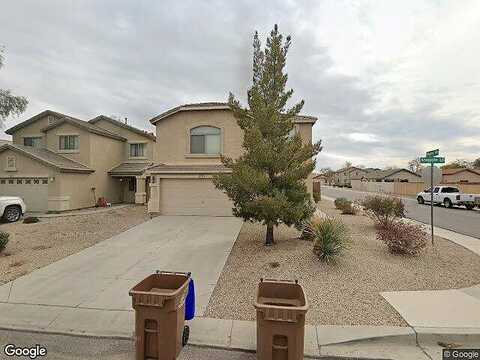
left=0, top=177, right=49, bottom=212
left=160, top=178, right=233, bottom=216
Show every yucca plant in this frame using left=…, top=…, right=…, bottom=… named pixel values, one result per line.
left=309, top=218, right=350, bottom=263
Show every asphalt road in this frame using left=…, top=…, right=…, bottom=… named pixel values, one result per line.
left=321, top=186, right=480, bottom=239
left=0, top=330, right=338, bottom=360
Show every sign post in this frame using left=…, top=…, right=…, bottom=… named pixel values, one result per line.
left=420, top=150, right=445, bottom=245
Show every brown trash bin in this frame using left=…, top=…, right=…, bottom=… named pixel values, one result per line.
left=254, top=279, right=309, bottom=360
left=129, top=271, right=191, bottom=360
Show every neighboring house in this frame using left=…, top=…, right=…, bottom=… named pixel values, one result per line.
left=313, top=173, right=328, bottom=185
left=0, top=110, right=155, bottom=212
left=359, top=168, right=422, bottom=183
left=442, top=168, right=480, bottom=184
left=0, top=139, right=11, bottom=146
left=146, top=102, right=317, bottom=216
left=333, top=166, right=370, bottom=186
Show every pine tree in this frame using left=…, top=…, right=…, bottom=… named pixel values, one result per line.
left=213, top=25, right=322, bottom=246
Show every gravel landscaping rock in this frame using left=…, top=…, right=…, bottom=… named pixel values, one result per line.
left=205, top=199, right=480, bottom=326
left=0, top=205, right=151, bottom=284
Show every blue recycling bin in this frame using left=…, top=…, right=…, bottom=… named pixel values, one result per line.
left=185, top=278, right=195, bottom=320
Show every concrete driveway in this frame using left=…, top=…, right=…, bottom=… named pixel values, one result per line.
left=0, top=215, right=243, bottom=336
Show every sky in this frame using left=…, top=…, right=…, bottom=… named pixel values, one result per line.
left=0, top=0, right=479, bottom=170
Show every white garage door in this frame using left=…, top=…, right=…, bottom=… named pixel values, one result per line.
left=0, top=177, right=49, bottom=212
left=160, top=178, right=233, bottom=216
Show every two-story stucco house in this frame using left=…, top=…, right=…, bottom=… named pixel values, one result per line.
left=145, top=102, right=317, bottom=216
left=0, top=110, right=155, bottom=212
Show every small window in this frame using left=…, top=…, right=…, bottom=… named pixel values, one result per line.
left=129, top=143, right=145, bottom=157
left=23, top=137, right=42, bottom=147
left=25, top=179, right=31, bottom=184
left=42, top=179, right=48, bottom=184
left=34, top=179, right=39, bottom=184
left=59, top=135, right=79, bottom=150
left=0, top=179, right=5, bottom=184
left=190, top=126, right=221, bottom=154
left=17, top=179, right=22, bottom=184
left=6, top=156, right=16, bottom=170
left=8, top=179, right=14, bottom=184
left=433, top=187, right=440, bottom=193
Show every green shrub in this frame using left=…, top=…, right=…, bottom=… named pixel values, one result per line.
left=308, top=218, right=350, bottom=263
left=23, top=217, right=40, bottom=224
left=361, top=195, right=405, bottom=227
left=376, top=221, right=427, bottom=255
left=0, top=231, right=10, bottom=253
left=313, top=191, right=321, bottom=203
left=334, top=198, right=357, bottom=215
left=334, top=197, right=349, bottom=209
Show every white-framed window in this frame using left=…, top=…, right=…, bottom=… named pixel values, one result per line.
left=129, top=143, right=145, bottom=157
left=6, top=156, right=16, bottom=171
left=23, top=137, right=42, bottom=147
left=190, top=126, right=221, bottom=154
left=59, top=135, right=79, bottom=150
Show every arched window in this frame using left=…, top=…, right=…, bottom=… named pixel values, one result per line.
left=190, top=126, right=221, bottom=154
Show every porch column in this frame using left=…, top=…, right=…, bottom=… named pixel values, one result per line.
left=135, top=176, right=147, bottom=204
left=147, top=175, right=161, bottom=213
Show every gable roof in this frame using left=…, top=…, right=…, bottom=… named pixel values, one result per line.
left=443, top=168, right=480, bottom=176
left=364, top=168, right=421, bottom=180
left=149, top=102, right=317, bottom=125
left=5, top=110, right=66, bottom=135
left=89, top=115, right=156, bottom=141
left=41, top=116, right=126, bottom=141
left=0, top=144, right=94, bottom=173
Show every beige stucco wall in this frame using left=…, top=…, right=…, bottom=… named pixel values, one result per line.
left=0, top=149, right=54, bottom=177
left=93, top=119, right=155, bottom=161
left=44, top=123, right=91, bottom=166
left=11, top=114, right=56, bottom=147
left=88, top=133, right=124, bottom=204
left=443, top=171, right=480, bottom=183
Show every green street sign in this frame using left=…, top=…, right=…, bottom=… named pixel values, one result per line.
left=426, top=149, right=439, bottom=157
left=420, top=156, right=445, bottom=164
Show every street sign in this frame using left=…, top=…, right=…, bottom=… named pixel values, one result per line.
left=420, top=156, right=445, bottom=164
left=426, top=149, right=439, bottom=157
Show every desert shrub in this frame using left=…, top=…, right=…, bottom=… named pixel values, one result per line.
left=313, top=191, right=321, bottom=203
left=309, top=218, right=350, bottom=263
left=23, top=216, right=40, bottom=224
left=376, top=221, right=427, bottom=255
left=334, top=198, right=357, bottom=215
left=334, top=197, right=349, bottom=210
left=0, top=231, right=10, bottom=253
left=361, top=195, right=405, bottom=227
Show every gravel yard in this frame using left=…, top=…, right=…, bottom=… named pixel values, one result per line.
left=205, top=199, right=480, bottom=326
left=0, top=205, right=151, bottom=284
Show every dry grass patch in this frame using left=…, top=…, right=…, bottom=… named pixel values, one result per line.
left=0, top=205, right=150, bottom=284
left=205, top=199, right=480, bottom=326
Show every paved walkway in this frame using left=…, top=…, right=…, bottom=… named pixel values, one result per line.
left=0, top=215, right=243, bottom=335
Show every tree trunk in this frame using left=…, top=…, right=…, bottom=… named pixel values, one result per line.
left=265, top=224, right=275, bottom=246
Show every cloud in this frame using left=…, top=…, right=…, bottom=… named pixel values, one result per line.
left=0, top=0, right=478, bottom=171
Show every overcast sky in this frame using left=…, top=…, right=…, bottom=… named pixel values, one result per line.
left=1, top=0, right=479, bottom=170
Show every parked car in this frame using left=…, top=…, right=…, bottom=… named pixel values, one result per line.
left=416, top=185, right=480, bottom=210
left=0, top=196, right=26, bottom=222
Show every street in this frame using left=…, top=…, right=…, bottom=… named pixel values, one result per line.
left=321, top=186, right=480, bottom=239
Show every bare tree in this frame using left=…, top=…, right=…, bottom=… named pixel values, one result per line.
left=0, top=48, right=28, bottom=124
left=408, top=158, right=423, bottom=173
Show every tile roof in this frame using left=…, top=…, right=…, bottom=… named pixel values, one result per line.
left=149, top=102, right=317, bottom=125
left=442, top=168, right=480, bottom=176
left=108, top=162, right=153, bottom=175
left=5, top=110, right=66, bottom=135
left=89, top=115, right=156, bottom=141
left=41, top=116, right=127, bottom=141
left=0, top=144, right=94, bottom=173
left=364, top=168, right=420, bottom=180
left=147, top=164, right=231, bottom=173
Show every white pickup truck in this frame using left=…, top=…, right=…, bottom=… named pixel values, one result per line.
left=0, top=196, right=26, bottom=222
left=416, top=185, right=480, bottom=210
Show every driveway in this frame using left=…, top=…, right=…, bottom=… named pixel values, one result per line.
left=0, top=215, right=243, bottom=336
